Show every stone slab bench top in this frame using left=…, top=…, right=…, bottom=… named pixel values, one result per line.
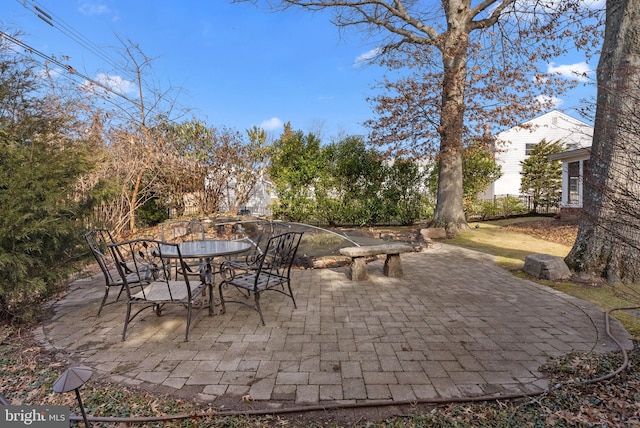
left=339, top=244, right=415, bottom=257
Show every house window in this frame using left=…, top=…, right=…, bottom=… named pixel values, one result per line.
left=525, top=143, right=536, bottom=156
left=568, top=161, right=580, bottom=204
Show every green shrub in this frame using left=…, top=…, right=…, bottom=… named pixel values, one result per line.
left=0, top=52, right=93, bottom=323
left=480, top=200, right=501, bottom=219
left=136, top=196, right=170, bottom=227
left=499, top=195, right=527, bottom=217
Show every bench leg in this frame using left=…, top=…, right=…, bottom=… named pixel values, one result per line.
left=383, top=254, right=403, bottom=277
left=349, top=256, right=368, bottom=281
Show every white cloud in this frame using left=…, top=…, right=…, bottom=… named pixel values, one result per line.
left=583, top=0, right=605, bottom=9
left=536, top=95, right=563, bottom=108
left=95, top=73, right=136, bottom=94
left=516, top=0, right=603, bottom=12
left=36, top=67, right=64, bottom=80
left=259, top=117, right=284, bottom=131
left=548, top=61, right=593, bottom=81
left=81, top=73, right=136, bottom=97
left=354, top=47, right=382, bottom=67
left=78, top=2, right=111, bottom=16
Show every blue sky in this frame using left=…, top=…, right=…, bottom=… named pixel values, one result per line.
left=1, top=1, right=598, bottom=141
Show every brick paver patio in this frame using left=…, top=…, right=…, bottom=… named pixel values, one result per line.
left=36, top=243, right=633, bottom=412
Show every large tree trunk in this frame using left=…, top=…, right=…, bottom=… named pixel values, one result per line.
left=429, top=11, right=469, bottom=236
left=565, top=0, right=640, bottom=283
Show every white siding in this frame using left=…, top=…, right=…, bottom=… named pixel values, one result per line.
left=490, top=110, right=593, bottom=197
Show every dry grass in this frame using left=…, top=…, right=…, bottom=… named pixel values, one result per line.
left=449, top=216, right=575, bottom=271
left=502, top=218, right=578, bottom=247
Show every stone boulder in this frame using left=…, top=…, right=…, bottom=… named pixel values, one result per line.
left=420, top=227, right=447, bottom=240
left=523, top=253, right=572, bottom=281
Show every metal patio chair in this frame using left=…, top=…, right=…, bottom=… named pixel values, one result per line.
left=84, top=228, right=147, bottom=316
left=218, top=231, right=303, bottom=325
left=223, top=221, right=293, bottom=274
left=109, top=238, right=212, bottom=342
left=161, top=218, right=207, bottom=280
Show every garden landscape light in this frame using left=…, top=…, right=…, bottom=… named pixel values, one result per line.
left=52, top=366, right=92, bottom=427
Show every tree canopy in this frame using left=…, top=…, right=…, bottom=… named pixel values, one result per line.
left=268, top=123, right=324, bottom=222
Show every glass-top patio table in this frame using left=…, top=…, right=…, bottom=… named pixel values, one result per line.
left=159, top=240, right=252, bottom=309
left=160, top=240, right=252, bottom=261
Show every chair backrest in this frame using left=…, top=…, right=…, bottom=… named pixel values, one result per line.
left=108, top=238, right=193, bottom=301
left=84, top=228, right=123, bottom=285
left=248, top=221, right=289, bottom=255
left=161, top=219, right=205, bottom=242
left=188, top=218, right=206, bottom=240
left=257, top=232, right=303, bottom=279
left=230, top=221, right=273, bottom=256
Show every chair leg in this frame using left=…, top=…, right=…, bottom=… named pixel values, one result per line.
left=97, top=287, right=110, bottom=316
left=207, top=283, right=214, bottom=316
left=218, top=283, right=226, bottom=315
left=122, top=303, right=132, bottom=341
left=115, top=285, right=126, bottom=301
left=185, top=303, right=192, bottom=342
left=286, top=280, right=297, bottom=309
left=255, top=292, right=265, bottom=326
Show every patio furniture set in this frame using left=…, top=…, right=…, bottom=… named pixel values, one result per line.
left=84, top=220, right=303, bottom=341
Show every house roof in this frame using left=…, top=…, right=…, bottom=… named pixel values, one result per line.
left=518, top=109, right=592, bottom=128
left=547, top=146, right=592, bottom=161
left=494, top=109, right=594, bottom=147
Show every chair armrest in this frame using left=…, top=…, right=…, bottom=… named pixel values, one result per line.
left=219, top=260, right=237, bottom=281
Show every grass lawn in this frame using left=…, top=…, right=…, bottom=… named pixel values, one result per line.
left=448, top=218, right=572, bottom=271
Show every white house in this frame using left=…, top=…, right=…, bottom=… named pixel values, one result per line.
left=487, top=110, right=593, bottom=199
left=221, top=170, right=275, bottom=217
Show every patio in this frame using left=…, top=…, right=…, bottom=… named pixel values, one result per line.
left=35, top=243, right=633, bottom=414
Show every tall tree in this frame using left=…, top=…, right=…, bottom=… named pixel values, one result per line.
left=237, top=0, right=602, bottom=236
left=566, top=0, right=640, bottom=284
left=520, top=139, right=563, bottom=213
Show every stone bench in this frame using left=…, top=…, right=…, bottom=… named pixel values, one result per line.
left=339, top=244, right=415, bottom=280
